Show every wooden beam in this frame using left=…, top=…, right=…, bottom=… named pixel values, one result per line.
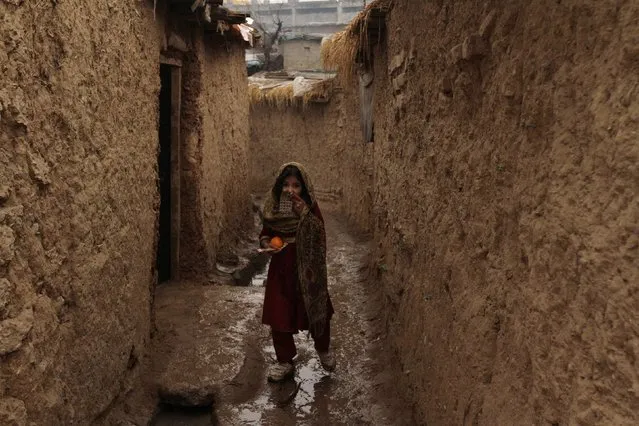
left=160, top=55, right=182, bottom=67
left=168, top=4, right=248, bottom=22
left=170, top=66, right=181, bottom=281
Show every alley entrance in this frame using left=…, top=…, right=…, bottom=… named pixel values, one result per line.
left=157, top=61, right=182, bottom=283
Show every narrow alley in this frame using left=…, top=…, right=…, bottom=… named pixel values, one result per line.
left=152, top=210, right=414, bottom=425
left=1, top=0, right=637, bottom=425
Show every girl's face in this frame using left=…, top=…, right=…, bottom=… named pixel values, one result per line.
left=282, top=175, right=302, bottom=196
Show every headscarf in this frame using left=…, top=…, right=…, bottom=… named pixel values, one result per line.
left=262, top=162, right=329, bottom=337
left=262, top=162, right=316, bottom=235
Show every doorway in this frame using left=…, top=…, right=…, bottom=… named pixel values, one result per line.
left=157, top=61, right=181, bottom=283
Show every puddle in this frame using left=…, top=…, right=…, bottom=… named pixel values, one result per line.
left=217, top=334, right=335, bottom=424
left=250, top=259, right=269, bottom=286
left=211, top=204, right=270, bottom=287
left=151, top=404, right=213, bottom=426
left=213, top=253, right=270, bottom=287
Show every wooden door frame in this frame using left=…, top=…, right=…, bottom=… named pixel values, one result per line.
left=161, top=55, right=182, bottom=280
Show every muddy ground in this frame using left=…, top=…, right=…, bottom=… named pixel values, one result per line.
left=151, top=210, right=414, bottom=425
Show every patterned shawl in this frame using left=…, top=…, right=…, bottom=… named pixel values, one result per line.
left=262, top=162, right=329, bottom=337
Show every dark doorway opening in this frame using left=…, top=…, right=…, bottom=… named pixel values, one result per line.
left=157, top=64, right=173, bottom=283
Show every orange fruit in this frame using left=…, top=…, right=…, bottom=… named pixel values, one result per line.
left=270, top=237, right=284, bottom=249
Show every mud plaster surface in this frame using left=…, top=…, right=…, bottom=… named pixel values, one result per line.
left=0, top=1, right=161, bottom=424
left=180, top=37, right=252, bottom=277
left=0, top=2, right=252, bottom=424
left=368, top=1, right=639, bottom=424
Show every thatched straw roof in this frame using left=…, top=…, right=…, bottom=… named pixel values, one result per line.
left=321, top=0, right=393, bottom=83
left=248, top=71, right=336, bottom=108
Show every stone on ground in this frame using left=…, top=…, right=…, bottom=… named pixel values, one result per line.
left=152, top=282, right=263, bottom=407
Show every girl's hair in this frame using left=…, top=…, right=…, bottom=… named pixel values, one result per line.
left=273, top=165, right=312, bottom=206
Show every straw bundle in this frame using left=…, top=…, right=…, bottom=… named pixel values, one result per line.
left=320, top=0, right=393, bottom=84
left=302, top=79, right=335, bottom=105
left=321, top=31, right=358, bottom=82
left=248, top=84, right=264, bottom=105
left=249, top=83, right=296, bottom=109
left=264, top=85, right=295, bottom=108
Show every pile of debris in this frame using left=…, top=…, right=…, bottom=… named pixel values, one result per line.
left=167, top=0, right=259, bottom=46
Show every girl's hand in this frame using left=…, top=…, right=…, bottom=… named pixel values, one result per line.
left=258, top=237, right=285, bottom=255
left=260, top=244, right=285, bottom=255
left=268, top=246, right=283, bottom=255
left=290, top=193, right=307, bottom=216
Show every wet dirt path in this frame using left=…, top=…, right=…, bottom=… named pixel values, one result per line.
left=214, top=212, right=414, bottom=425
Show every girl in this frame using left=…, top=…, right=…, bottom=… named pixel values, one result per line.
left=259, top=162, right=335, bottom=382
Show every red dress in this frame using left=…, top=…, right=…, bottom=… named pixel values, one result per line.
left=260, top=203, right=334, bottom=333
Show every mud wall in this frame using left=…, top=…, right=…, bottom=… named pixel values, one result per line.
left=364, top=1, right=639, bottom=424
left=0, top=1, right=251, bottom=424
left=0, top=2, right=160, bottom=424
left=281, top=39, right=323, bottom=70
left=180, top=36, right=252, bottom=276
left=249, top=92, right=373, bottom=229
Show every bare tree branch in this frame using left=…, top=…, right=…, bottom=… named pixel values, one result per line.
left=235, top=0, right=286, bottom=71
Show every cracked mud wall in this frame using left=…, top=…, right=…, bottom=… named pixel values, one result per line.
left=249, top=91, right=374, bottom=229
left=366, top=1, right=639, bottom=424
left=180, top=36, right=252, bottom=276
left=0, top=2, right=160, bottom=424
left=0, top=1, right=252, bottom=424
left=200, top=38, right=252, bottom=256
